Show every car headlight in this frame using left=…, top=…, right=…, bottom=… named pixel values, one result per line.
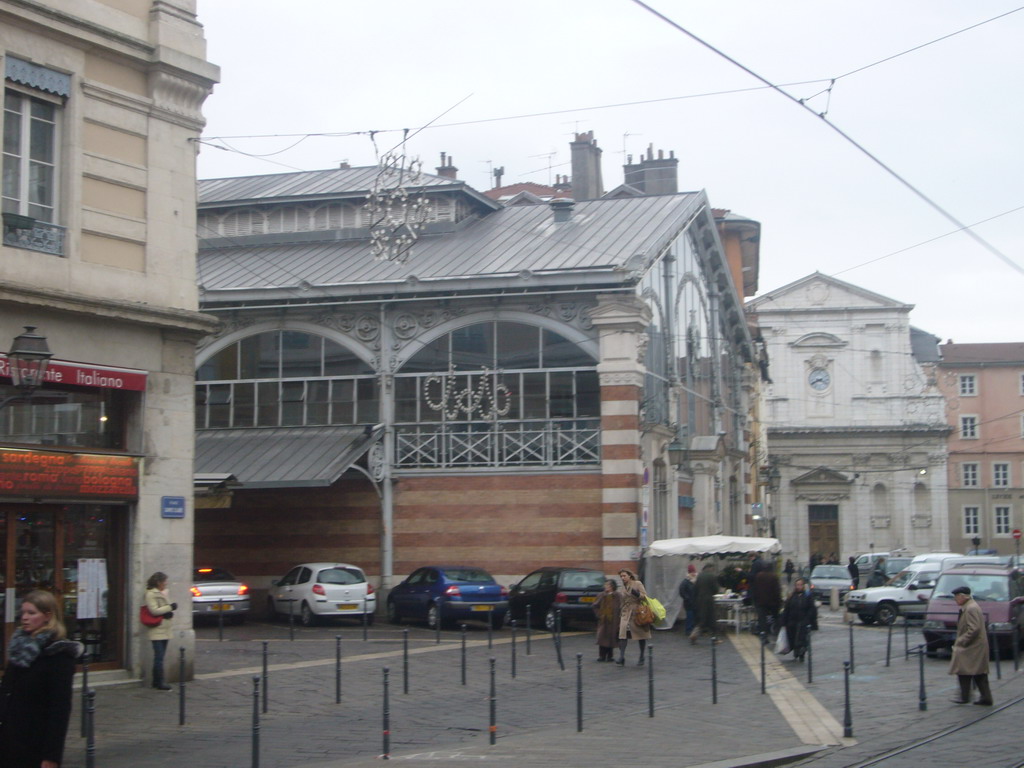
left=923, top=620, right=944, bottom=629
left=988, top=622, right=1014, bottom=631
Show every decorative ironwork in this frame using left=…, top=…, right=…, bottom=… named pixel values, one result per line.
left=364, top=143, right=431, bottom=263
left=422, top=364, right=512, bottom=421
left=395, top=419, right=600, bottom=469
left=2, top=220, right=65, bottom=256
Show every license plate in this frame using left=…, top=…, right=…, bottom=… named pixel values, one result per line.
left=211, top=603, right=234, bottom=611
left=338, top=603, right=359, bottom=610
left=579, top=596, right=596, bottom=603
left=471, top=605, right=493, bottom=612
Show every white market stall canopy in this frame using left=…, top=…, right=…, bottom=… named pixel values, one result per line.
left=645, top=535, right=781, bottom=558
left=641, top=535, right=781, bottom=628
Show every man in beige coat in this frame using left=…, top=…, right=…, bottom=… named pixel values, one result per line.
left=949, top=586, right=992, bottom=706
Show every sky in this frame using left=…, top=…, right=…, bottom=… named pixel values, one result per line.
left=194, top=1, right=1024, bottom=344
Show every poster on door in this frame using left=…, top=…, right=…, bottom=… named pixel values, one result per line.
left=77, top=558, right=108, bottom=619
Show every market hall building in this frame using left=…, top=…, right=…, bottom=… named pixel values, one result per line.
left=193, top=145, right=761, bottom=601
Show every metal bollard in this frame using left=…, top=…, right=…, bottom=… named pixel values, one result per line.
left=435, top=601, right=441, bottom=645
left=576, top=652, right=583, bottom=731
left=251, top=676, right=261, bottom=768
left=403, top=629, right=409, bottom=694
left=848, top=620, right=855, bottom=674
left=711, top=634, right=718, bottom=704
left=510, top=619, right=517, bottom=679
left=178, top=648, right=186, bottom=726
left=917, top=647, right=927, bottom=711
left=488, top=607, right=494, bottom=649
left=489, top=657, right=497, bottom=745
left=382, top=667, right=391, bottom=760
left=288, top=599, right=295, bottom=641
left=363, top=597, right=369, bottom=642
left=552, top=619, right=565, bottom=671
left=806, top=625, right=814, bottom=684
left=262, top=641, right=268, bottom=713
left=461, top=624, right=467, bottom=685
left=526, top=605, right=532, bottom=655
left=556, top=607, right=563, bottom=637
left=1015, top=625, right=1020, bottom=672
left=904, top=617, right=909, bottom=659
left=80, top=657, right=89, bottom=737
left=843, top=661, right=853, bottom=737
left=85, top=688, right=96, bottom=768
left=647, top=644, right=655, bottom=718
left=886, top=620, right=893, bottom=667
left=992, top=627, right=1002, bottom=680
left=759, top=632, right=766, bottom=694
left=335, top=635, right=342, bottom=704
left=218, top=597, right=224, bottom=641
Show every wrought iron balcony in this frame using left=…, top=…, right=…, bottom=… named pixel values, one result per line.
left=395, top=418, right=600, bottom=469
left=2, top=216, right=66, bottom=256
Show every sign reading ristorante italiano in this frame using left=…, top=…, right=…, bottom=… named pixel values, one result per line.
left=0, top=448, right=139, bottom=500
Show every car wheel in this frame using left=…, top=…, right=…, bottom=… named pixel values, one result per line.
left=544, top=607, right=559, bottom=632
left=875, top=603, right=898, bottom=626
left=300, top=601, right=316, bottom=627
left=427, top=602, right=441, bottom=630
left=858, top=615, right=876, bottom=625
left=386, top=600, right=401, bottom=624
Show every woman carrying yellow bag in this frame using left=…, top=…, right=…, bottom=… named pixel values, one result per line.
left=616, top=569, right=651, bottom=666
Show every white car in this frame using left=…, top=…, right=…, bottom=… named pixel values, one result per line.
left=267, top=562, right=376, bottom=626
left=844, top=566, right=939, bottom=625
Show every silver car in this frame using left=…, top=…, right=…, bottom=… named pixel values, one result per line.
left=268, top=562, right=376, bottom=626
left=191, top=567, right=250, bottom=622
left=808, top=565, right=853, bottom=603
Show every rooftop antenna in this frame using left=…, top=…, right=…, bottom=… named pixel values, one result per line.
left=529, top=149, right=557, bottom=185
left=620, top=132, right=640, bottom=159
left=480, top=159, right=494, bottom=189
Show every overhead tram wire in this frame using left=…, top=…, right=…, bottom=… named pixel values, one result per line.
left=628, top=0, right=1024, bottom=277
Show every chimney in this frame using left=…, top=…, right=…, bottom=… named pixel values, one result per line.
left=338, top=161, right=351, bottom=170
left=550, top=197, right=575, bottom=223
left=570, top=131, right=603, bottom=201
left=622, top=143, right=678, bottom=195
left=436, top=152, right=458, bottom=179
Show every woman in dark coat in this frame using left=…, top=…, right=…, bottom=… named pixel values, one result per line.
left=781, top=577, right=818, bottom=661
left=0, top=589, right=83, bottom=768
left=592, top=579, right=622, bottom=662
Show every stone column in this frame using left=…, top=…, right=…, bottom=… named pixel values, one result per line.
left=589, top=295, right=651, bottom=572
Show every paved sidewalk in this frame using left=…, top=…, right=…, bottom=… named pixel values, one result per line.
left=60, top=609, right=1024, bottom=768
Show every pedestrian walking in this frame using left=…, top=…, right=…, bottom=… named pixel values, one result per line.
left=689, top=563, right=721, bottom=645
left=781, top=578, right=817, bottom=662
left=0, top=589, right=83, bottom=768
left=847, top=556, right=860, bottom=589
left=145, top=571, right=178, bottom=690
left=615, top=569, right=651, bottom=666
left=750, top=564, right=782, bottom=637
left=948, top=585, right=993, bottom=706
left=678, top=564, right=698, bottom=635
left=783, top=559, right=795, bottom=585
left=592, top=579, right=622, bottom=662
left=867, top=557, right=887, bottom=588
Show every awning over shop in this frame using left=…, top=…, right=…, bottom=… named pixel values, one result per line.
left=194, top=425, right=381, bottom=489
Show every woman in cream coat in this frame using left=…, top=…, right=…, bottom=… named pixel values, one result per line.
left=616, top=569, right=652, bottom=666
left=145, top=572, right=177, bottom=690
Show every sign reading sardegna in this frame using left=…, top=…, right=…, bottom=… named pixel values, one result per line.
left=0, top=449, right=139, bottom=500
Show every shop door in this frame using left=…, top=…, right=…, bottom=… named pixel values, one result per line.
left=1, top=504, right=124, bottom=669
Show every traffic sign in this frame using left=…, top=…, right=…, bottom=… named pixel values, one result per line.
left=1013, top=529, right=1021, bottom=540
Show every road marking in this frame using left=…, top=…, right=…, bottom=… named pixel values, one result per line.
left=729, top=632, right=855, bottom=748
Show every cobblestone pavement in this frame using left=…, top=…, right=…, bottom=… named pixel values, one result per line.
left=61, top=606, right=1024, bottom=768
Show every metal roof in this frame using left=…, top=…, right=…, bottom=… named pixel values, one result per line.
left=194, top=426, right=380, bottom=488
left=198, top=193, right=707, bottom=300
left=199, top=166, right=499, bottom=210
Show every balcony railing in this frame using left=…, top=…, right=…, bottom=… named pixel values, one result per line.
left=2, top=218, right=66, bottom=256
left=395, top=418, right=600, bottom=469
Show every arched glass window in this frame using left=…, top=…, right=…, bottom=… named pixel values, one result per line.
left=196, top=331, right=377, bottom=428
left=394, top=321, right=599, bottom=468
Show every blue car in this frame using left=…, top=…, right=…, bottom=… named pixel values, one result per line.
left=386, top=565, right=508, bottom=629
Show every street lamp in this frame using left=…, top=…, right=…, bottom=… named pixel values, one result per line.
left=2, top=326, right=52, bottom=408
left=667, top=439, right=686, bottom=467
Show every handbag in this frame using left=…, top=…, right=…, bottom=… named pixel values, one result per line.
left=140, top=605, right=163, bottom=627
left=646, top=596, right=667, bottom=622
left=634, top=598, right=655, bottom=627
left=775, top=626, right=791, bottom=655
